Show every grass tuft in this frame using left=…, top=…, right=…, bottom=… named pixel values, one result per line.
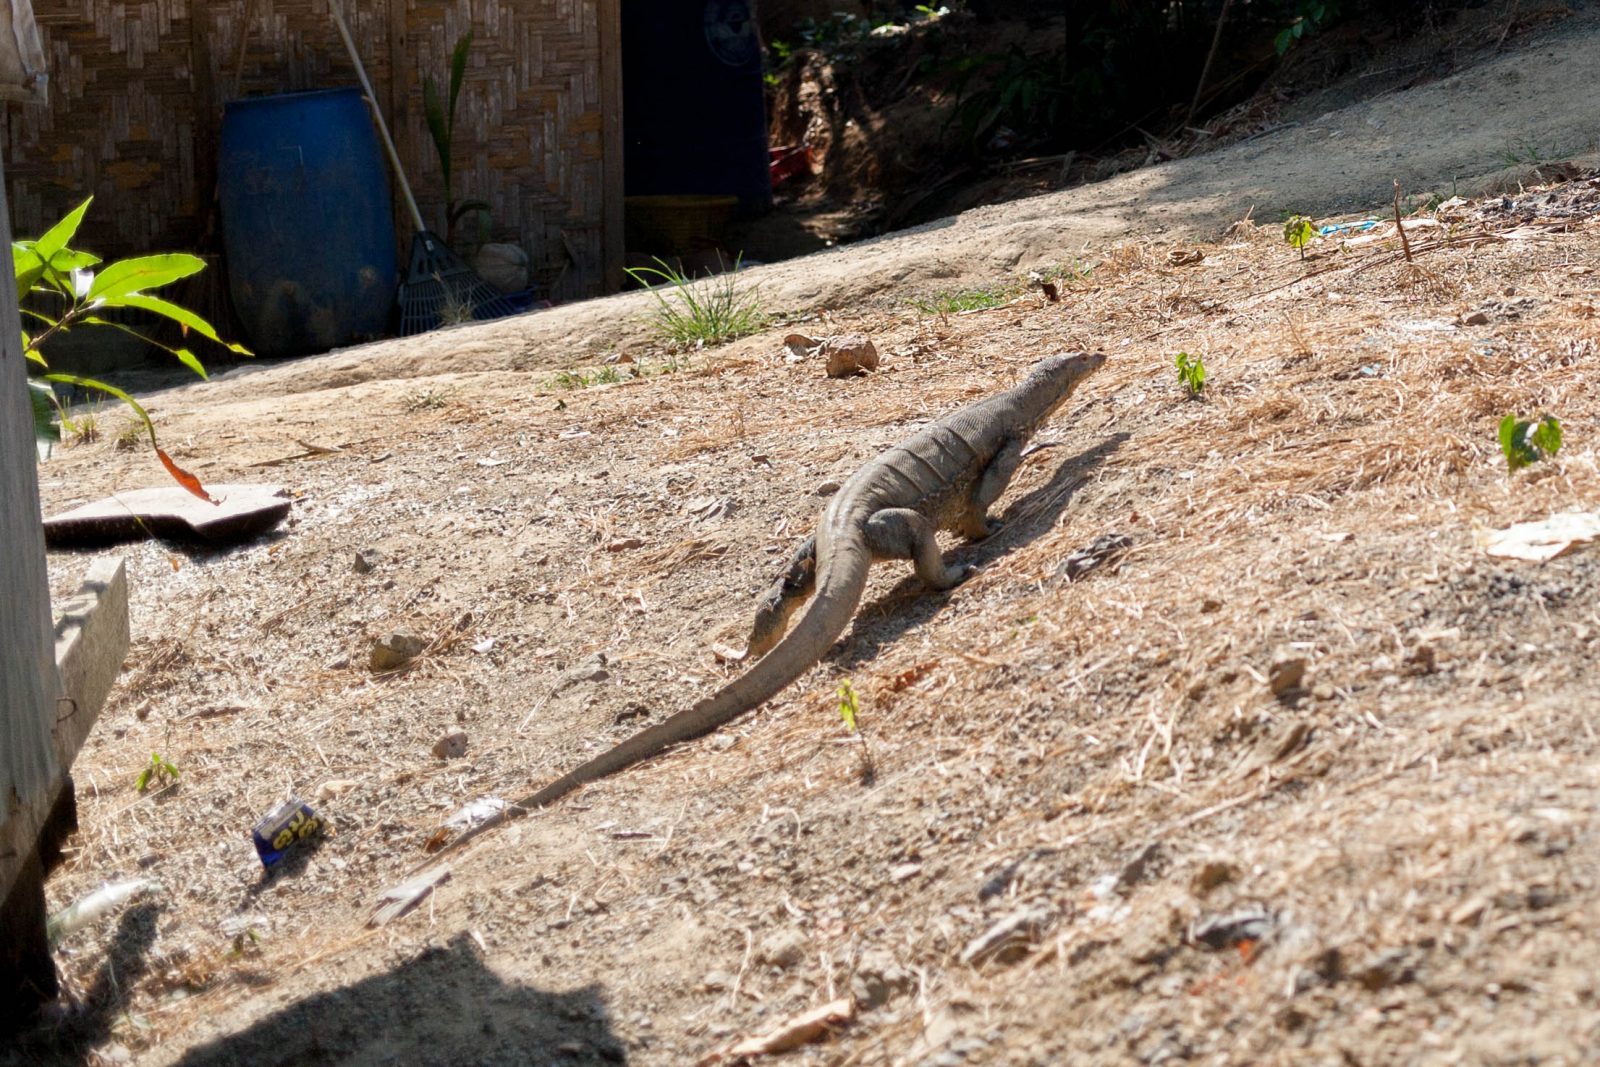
left=625, top=256, right=767, bottom=348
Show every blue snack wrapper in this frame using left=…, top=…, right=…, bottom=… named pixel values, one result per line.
left=252, top=797, right=326, bottom=867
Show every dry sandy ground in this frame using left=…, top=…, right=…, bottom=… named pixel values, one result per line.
left=12, top=9, right=1600, bottom=1067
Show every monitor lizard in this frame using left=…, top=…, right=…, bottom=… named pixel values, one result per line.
left=411, top=351, right=1106, bottom=868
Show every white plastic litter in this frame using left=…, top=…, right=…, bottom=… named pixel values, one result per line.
left=1478, top=511, right=1600, bottom=562
left=47, top=879, right=160, bottom=945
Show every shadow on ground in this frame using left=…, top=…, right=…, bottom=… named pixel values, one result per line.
left=172, top=932, right=623, bottom=1067
left=2, top=900, right=161, bottom=1066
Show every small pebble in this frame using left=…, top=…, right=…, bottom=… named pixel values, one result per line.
left=432, top=731, right=469, bottom=760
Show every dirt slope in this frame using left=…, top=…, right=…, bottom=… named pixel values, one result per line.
left=12, top=10, right=1600, bottom=1067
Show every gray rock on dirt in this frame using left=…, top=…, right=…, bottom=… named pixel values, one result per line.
left=959, top=905, right=1053, bottom=966
left=852, top=948, right=914, bottom=1010
left=1268, top=655, right=1308, bottom=697
left=369, top=633, right=427, bottom=671
left=553, top=652, right=610, bottom=696
left=821, top=333, right=880, bottom=378
left=757, top=927, right=810, bottom=970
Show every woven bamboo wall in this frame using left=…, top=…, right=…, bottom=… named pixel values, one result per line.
left=1, top=0, right=615, bottom=304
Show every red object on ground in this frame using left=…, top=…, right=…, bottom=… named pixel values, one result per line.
left=769, top=145, right=813, bottom=188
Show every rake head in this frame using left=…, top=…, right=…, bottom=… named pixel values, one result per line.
left=398, top=230, right=523, bottom=335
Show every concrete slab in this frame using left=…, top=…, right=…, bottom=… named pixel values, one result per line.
left=42, top=484, right=291, bottom=547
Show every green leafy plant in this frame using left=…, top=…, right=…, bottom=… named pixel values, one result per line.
left=1275, top=1, right=1339, bottom=55
left=551, top=369, right=593, bottom=390
left=228, top=925, right=263, bottom=958
left=1499, top=414, right=1562, bottom=471
left=423, top=33, right=492, bottom=246
left=837, top=678, right=874, bottom=783
left=19, top=197, right=250, bottom=498
left=837, top=679, right=860, bottom=733
left=1176, top=351, right=1206, bottom=398
left=624, top=256, right=766, bottom=348
left=945, top=48, right=1067, bottom=153
left=135, top=751, right=180, bottom=792
left=792, top=12, right=875, bottom=58
left=1283, top=215, right=1314, bottom=259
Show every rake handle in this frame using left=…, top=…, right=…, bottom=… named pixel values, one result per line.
left=329, top=0, right=428, bottom=235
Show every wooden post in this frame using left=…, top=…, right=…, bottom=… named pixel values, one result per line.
left=598, top=0, right=624, bottom=294
left=0, top=149, right=66, bottom=1031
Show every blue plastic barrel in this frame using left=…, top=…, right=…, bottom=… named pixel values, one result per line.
left=622, top=0, right=771, bottom=212
left=218, top=88, right=397, bottom=358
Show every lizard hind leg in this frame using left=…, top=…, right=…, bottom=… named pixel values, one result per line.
left=864, top=507, right=971, bottom=591
left=745, top=535, right=818, bottom=659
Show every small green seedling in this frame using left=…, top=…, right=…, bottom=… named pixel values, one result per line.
left=1175, top=351, right=1206, bottom=398
left=551, top=369, right=593, bottom=390
left=1499, top=414, right=1562, bottom=471
left=837, top=679, right=860, bottom=733
left=135, top=751, right=180, bottom=792
left=228, top=926, right=263, bottom=958
left=1283, top=215, right=1314, bottom=259
left=836, top=679, right=875, bottom=783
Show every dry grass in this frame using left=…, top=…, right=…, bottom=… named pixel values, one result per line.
left=18, top=170, right=1600, bottom=1066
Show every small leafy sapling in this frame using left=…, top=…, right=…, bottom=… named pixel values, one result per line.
left=135, top=751, right=180, bottom=792
left=422, top=32, right=491, bottom=245
left=20, top=196, right=250, bottom=498
left=837, top=679, right=860, bottom=733
left=1275, top=1, right=1338, bottom=55
left=1498, top=414, right=1562, bottom=471
left=1175, top=351, right=1206, bottom=398
left=1283, top=215, right=1314, bottom=259
left=837, top=679, right=875, bottom=783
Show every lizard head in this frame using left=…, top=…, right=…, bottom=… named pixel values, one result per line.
left=1028, top=351, right=1107, bottom=389
left=1024, top=350, right=1106, bottom=410
left=1007, top=351, right=1107, bottom=431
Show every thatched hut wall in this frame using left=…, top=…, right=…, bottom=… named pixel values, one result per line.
left=2, top=0, right=622, bottom=307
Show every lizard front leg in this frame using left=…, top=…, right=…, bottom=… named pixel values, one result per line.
left=865, top=508, right=971, bottom=590
left=958, top=435, right=1025, bottom=540
left=745, top=535, right=817, bottom=659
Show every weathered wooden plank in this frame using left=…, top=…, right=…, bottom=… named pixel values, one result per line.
left=52, top=557, right=130, bottom=773
left=0, top=145, right=64, bottom=1032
